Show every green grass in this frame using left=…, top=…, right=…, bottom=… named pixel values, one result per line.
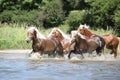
left=0, top=23, right=119, bottom=56
left=0, top=25, right=31, bottom=49
left=91, top=28, right=116, bottom=36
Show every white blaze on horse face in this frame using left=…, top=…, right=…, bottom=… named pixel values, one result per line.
left=26, top=33, right=32, bottom=43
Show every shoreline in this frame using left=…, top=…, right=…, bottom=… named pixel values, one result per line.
left=0, top=49, right=32, bottom=53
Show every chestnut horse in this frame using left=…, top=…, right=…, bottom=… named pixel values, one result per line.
left=48, top=28, right=71, bottom=54
left=26, top=27, right=64, bottom=57
left=77, top=24, right=119, bottom=58
left=68, top=32, right=102, bottom=59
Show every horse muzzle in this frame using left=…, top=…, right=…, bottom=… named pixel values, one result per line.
left=26, top=38, right=31, bottom=43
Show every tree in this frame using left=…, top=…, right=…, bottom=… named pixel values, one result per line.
left=65, top=10, right=89, bottom=31
left=42, top=0, right=65, bottom=28
left=87, top=0, right=120, bottom=30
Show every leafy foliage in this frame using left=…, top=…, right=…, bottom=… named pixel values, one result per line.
left=65, top=10, right=89, bottom=31
left=0, top=0, right=120, bottom=36
left=42, top=0, right=65, bottom=28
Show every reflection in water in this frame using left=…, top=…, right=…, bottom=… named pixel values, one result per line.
left=0, top=53, right=120, bottom=80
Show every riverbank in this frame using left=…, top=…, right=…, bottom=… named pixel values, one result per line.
left=0, top=49, right=31, bottom=54
left=0, top=49, right=120, bottom=62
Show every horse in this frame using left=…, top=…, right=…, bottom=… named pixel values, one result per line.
left=77, top=24, right=119, bottom=58
left=102, top=34, right=119, bottom=57
left=26, top=27, right=64, bottom=58
left=68, top=32, right=101, bottom=59
left=77, top=24, right=105, bottom=54
left=48, top=28, right=72, bottom=54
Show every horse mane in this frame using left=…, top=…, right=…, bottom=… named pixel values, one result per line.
left=27, top=26, right=46, bottom=39
left=79, top=24, right=89, bottom=29
left=83, top=28, right=94, bottom=37
left=79, top=24, right=94, bottom=37
left=48, top=28, right=70, bottom=40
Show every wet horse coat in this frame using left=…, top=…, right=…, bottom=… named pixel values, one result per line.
left=102, top=34, right=119, bottom=57
left=78, top=25, right=105, bottom=53
left=68, top=32, right=101, bottom=59
left=77, top=24, right=119, bottom=58
left=48, top=28, right=71, bottom=54
left=26, top=27, right=64, bottom=57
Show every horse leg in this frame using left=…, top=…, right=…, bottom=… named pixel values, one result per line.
left=48, top=52, right=53, bottom=58
left=114, top=49, right=117, bottom=58
left=77, top=50, right=84, bottom=59
left=55, top=47, right=64, bottom=58
left=96, top=48, right=101, bottom=56
left=111, top=48, right=117, bottom=58
left=29, top=50, right=34, bottom=57
left=68, top=50, right=75, bottom=59
left=110, top=49, right=114, bottom=54
left=88, top=51, right=93, bottom=57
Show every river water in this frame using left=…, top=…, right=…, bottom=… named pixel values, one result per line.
left=0, top=51, right=120, bottom=80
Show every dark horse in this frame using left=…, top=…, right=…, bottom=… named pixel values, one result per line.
left=68, top=32, right=104, bottom=59
left=26, top=27, right=64, bottom=57
left=77, top=24, right=119, bottom=58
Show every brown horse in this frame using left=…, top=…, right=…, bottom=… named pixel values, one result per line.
left=68, top=32, right=101, bottom=59
left=26, top=27, right=64, bottom=57
left=102, top=34, right=119, bottom=57
left=77, top=24, right=119, bottom=58
left=48, top=28, right=72, bottom=54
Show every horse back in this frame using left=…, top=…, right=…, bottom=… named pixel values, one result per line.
left=43, top=38, right=59, bottom=51
left=102, top=34, right=119, bottom=48
left=86, top=38, right=99, bottom=51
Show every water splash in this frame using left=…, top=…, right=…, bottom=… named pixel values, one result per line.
left=29, top=52, right=41, bottom=60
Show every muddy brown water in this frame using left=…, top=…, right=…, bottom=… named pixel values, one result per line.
left=0, top=50, right=120, bottom=80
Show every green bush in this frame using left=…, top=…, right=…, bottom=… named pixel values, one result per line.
left=0, top=10, right=13, bottom=23
left=43, top=0, right=65, bottom=28
left=65, top=10, right=89, bottom=31
left=0, top=10, right=46, bottom=27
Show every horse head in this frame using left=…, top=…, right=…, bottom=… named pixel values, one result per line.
left=48, top=28, right=70, bottom=41
left=77, top=24, right=94, bottom=38
left=52, top=28, right=61, bottom=38
left=71, top=31, right=83, bottom=43
left=26, top=27, right=38, bottom=43
left=27, top=26, right=45, bottom=43
left=77, top=24, right=88, bottom=35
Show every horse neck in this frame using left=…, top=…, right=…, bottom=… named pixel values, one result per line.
left=84, top=29, right=94, bottom=38
left=58, top=33, right=65, bottom=41
left=78, top=36, right=86, bottom=44
left=32, top=37, right=40, bottom=45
